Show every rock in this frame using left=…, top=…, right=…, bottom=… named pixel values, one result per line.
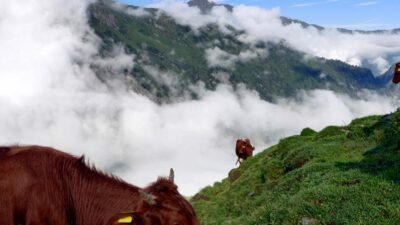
left=301, top=217, right=320, bottom=225
left=191, top=193, right=210, bottom=201
left=228, top=168, right=241, bottom=182
left=248, top=191, right=256, bottom=198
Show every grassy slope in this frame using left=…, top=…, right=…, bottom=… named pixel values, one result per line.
left=191, top=109, right=400, bottom=225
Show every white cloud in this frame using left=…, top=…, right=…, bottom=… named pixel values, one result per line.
left=211, top=71, right=231, bottom=83
left=292, top=2, right=320, bottom=7
left=1, top=0, right=399, bottom=197
left=205, top=47, right=237, bottom=68
left=141, top=65, right=185, bottom=98
left=355, top=1, right=379, bottom=7
left=108, top=1, right=151, bottom=17
left=205, top=47, right=267, bottom=69
left=155, top=2, right=234, bottom=33
left=370, top=57, right=390, bottom=74
left=324, top=18, right=395, bottom=31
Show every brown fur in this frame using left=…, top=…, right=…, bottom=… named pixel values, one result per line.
left=235, top=139, right=255, bottom=165
left=0, top=145, right=199, bottom=225
left=393, top=62, right=400, bottom=84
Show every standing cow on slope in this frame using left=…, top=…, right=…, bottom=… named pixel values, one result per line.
left=235, top=138, right=255, bottom=165
left=0, top=145, right=199, bottom=225
left=393, top=62, right=400, bottom=84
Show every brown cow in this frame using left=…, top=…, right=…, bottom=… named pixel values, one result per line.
left=393, top=62, right=400, bottom=84
left=0, top=145, right=199, bottom=225
left=235, top=138, right=255, bottom=165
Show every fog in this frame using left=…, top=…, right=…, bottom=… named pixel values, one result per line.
left=0, top=0, right=399, bottom=195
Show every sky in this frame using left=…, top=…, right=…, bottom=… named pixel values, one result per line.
left=119, top=0, right=400, bottom=30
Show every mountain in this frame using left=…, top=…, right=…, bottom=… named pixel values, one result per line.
left=188, top=0, right=233, bottom=13
left=88, top=2, right=395, bottom=103
left=191, top=109, right=400, bottom=224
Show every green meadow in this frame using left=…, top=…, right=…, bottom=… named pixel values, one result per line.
left=192, top=109, right=400, bottom=225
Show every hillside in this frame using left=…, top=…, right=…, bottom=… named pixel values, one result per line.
left=191, top=109, right=400, bottom=224
left=88, top=2, right=392, bottom=103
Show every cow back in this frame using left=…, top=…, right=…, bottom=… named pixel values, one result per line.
left=0, top=146, right=10, bottom=156
left=235, top=139, right=255, bottom=159
left=0, top=146, right=75, bottom=225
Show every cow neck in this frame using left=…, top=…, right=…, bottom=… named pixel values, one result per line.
left=65, top=157, right=142, bottom=225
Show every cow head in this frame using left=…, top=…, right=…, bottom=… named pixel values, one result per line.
left=246, top=144, right=255, bottom=156
left=108, top=169, right=199, bottom=225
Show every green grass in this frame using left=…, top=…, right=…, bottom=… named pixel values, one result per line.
left=191, top=110, right=400, bottom=224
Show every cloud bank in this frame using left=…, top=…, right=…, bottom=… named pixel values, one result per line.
left=157, top=2, right=400, bottom=74
left=108, top=1, right=151, bottom=17
left=205, top=47, right=267, bottom=69
left=0, top=0, right=399, bottom=196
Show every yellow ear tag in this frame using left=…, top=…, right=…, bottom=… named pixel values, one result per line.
left=118, top=216, right=133, bottom=223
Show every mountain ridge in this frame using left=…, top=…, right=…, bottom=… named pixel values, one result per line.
left=188, top=0, right=233, bottom=13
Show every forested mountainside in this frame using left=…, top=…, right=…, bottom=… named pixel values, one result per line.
left=88, top=2, right=393, bottom=103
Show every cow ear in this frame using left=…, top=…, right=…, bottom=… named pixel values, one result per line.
left=139, top=189, right=156, bottom=205
left=108, top=212, right=145, bottom=225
